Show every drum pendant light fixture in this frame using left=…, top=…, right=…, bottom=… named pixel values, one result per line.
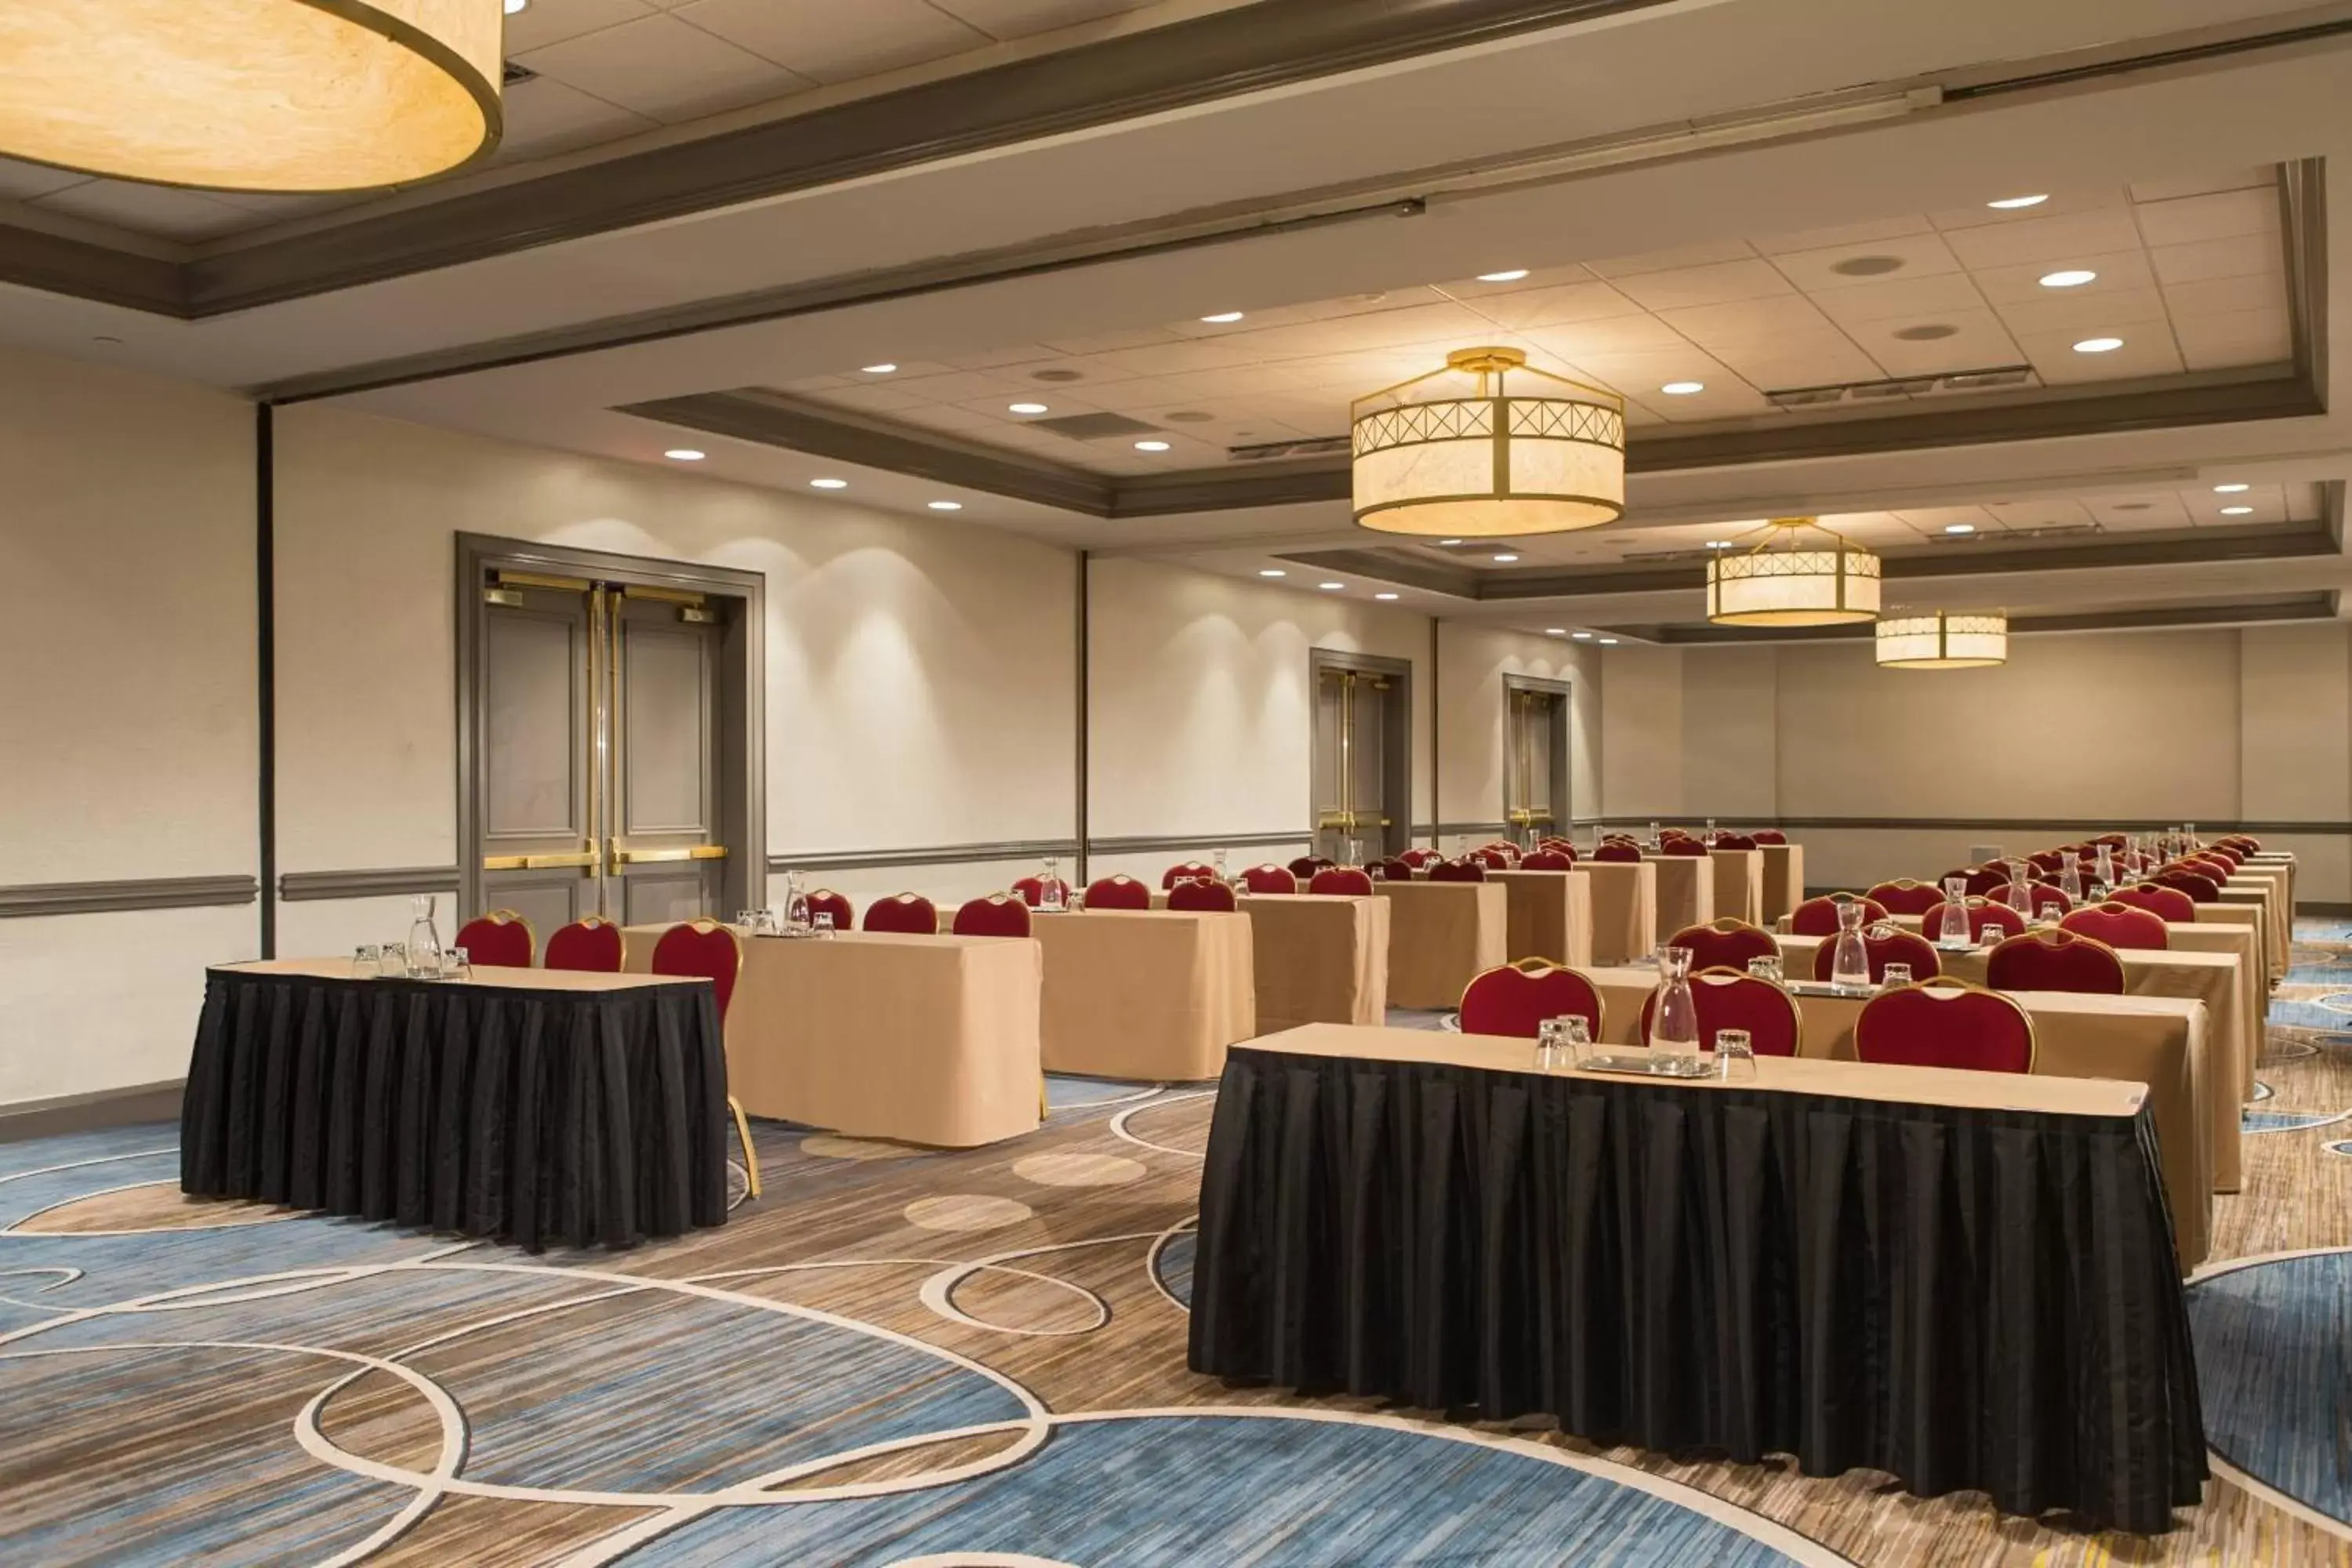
left=1876, top=611, right=2009, bottom=669
left=0, top=0, right=504, bottom=192
left=1705, top=517, right=1881, bottom=626
left=1352, top=347, right=1625, bottom=538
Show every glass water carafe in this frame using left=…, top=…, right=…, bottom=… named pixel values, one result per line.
left=1831, top=899, right=1872, bottom=989
left=1651, top=946, right=1700, bottom=1068
left=1212, top=848, right=1230, bottom=884
left=2006, top=859, right=2032, bottom=914
left=1938, top=877, right=1973, bottom=946
left=2056, top=856, right=2083, bottom=902
left=1040, top=857, right=1066, bottom=910
left=2093, top=844, right=2116, bottom=893
left=407, top=895, right=443, bottom=975
left=784, top=869, right=811, bottom=933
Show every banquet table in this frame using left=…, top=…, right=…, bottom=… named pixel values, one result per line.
left=1577, top=966, right=2212, bottom=1269
left=1777, top=933, right=2245, bottom=1191
left=1645, top=853, right=1715, bottom=937
left=625, top=926, right=1042, bottom=1148
left=1032, top=909, right=1254, bottom=1081
left=1154, top=892, right=1389, bottom=1035
left=1189, top=1022, right=2205, bottom=1534
left=1490, top=869, right=1592, bottom=967
left=1709, top=847, right=1764, bottom=926
left=1375, top=880, right=1506, bottom=1009
left=1577, top=861, right=1657, bottom=966
left=182, top=958, right=729, bottom=1252
left=2216, top=880, right=2285, bottom=982
left=1759, top=842, right=1805, bottom=925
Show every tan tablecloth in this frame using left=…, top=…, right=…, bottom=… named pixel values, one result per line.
left=1777, top=934, right=2244, bottom=1191
left=1491, top=869, right=1592, bottom=967
left=1646, top=854, right=1715, bottom=939
left=1577, top=967, right=2210, bottom=1269
left=621, top=926, right=1043, bottom=1148
left=2245, top=852, right=2296, bottom=924
left=1759, top=844, right=1806, bottom=925
left=1219, top=894, right=1389, bottom=1034
left=1375, top=881, right=1507, bottom=1009
left=1709, top=848, right=1765, bottom=927
left=2217, top=882, right=2285, bottom=982
left=1030, top=909, right=1254, bottom=1081
left=1580, top=862, right=1657, bottom=966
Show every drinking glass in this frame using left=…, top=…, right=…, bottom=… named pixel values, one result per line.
left=353, top=943, right=380, bottom=978
left=1646, top=819, right=1661, bottom=849
left=378, top=942, right=409, bottom=978
left=2038, top=903, right=2063, bottom=927
left=1704, top=817, right=1718, bottom=846
left=1558, top=1015, right=1592, bottom=1065
left=1880, top=961, right=1913, bottom=989
left=1069, top=889, right=1087, bottom=912
left=1746, top=954, right=1783, bottom=983
left=1369, top=862, right=1387, bottom=882
left=736, top=909, right=758, bottom=933
left=1714, top=1028, right=1755, bottom=1082
left=1534, top=1018, right=1570, bottom=1073
left=445, top=946, right=471, bottom=981
left=1981, top=919, right=2010, bottom=944
left=812, top=911, right=836, bottom=938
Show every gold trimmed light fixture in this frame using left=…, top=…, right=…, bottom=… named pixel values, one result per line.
left=1351, top=347, right=1625, bottom=538
left=1704, top=517, right=1881, bottom=626
left=1876, top=611, right=2009, bottom=670
left=0, top=1, right=505, bottom=192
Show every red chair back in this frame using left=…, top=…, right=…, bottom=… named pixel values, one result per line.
left=1161, top=861, right=1218, bottom=890
left=1519, top=851, right=1573, bottom=871
left=1427, top=858, right=1487, bottom=883
left=1011, top=876, right=1068, bottom=909
left=953, top=895, right=1033, bottom=938
left=1984, top=930, right=2125, bottom=994
left=1989, top=881, right=2072, bottom=916
left=2151, top=869, right=2220, bottom=905
left=1712, top=833, right=1758, bottom=851
left=1287, top=856, right=1333, bottom=880
left=1591, top=842, right=1642, bottom=863
left=1789, top=894, right=1889, bottom=938
left=2107, top=882, right=2195, bottom=923
left=2026, top=851, right=2068, bottom=874
left=1639, top=967, right=1800, bottom=1058
left=2060, top=902, right=2168, bottom=953
left=1942, top=866, right=2009, bottom=897
left=1864, top=880, right=1942, bottom=916
left=1752, top=829, right=1788, bottom=846
left=2183, top=855, right=2236, bottom=882
left=1457, top=960, right=1604, bottom=1040
left=1372, top=858, right=1417, bottom=882
left=651, top=920, right=742, bottom=1021
left=863, top=892, right=940, bottom=935
left=1537, top=837, right=1576, bottom=855
left=1472, top=848, right=1514, bottom=870
left=455, top=909, right=535, bottom=969
left=1308, top=867, right=1374, bottom=896
left=1665, top=918, right=1777, bottom=973
left=545, top=916, right=622, bottom=974
left=805, top=888, right=855, bottom=931
left=1399, top=848, right=1439, bottom=868
left=1920, top=899, right=2025, bottom=946
left=1169, top=880, right=1239, bottom=913
left=1854, top=982, right=2034, bottom=1073
left=1085, top=875, right=1152, bottom=910
left=1240, top=864, right=1298, bottom=895
left=1811, top=928, right=1940, bottom=984
left=1660, top=839, right=1708, bottom=857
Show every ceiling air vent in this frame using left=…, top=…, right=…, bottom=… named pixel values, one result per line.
left=503, top=61, right=538, bottom=85
left=1229, top=434, right=1352, bottom=463
left=1937, top=366, right=2035, bottom=392
left=1766, top=384, right=1846, bottom=408
left=1766, top=365, right=2039, bottom=408
left=1033, top=412, right=1160, bottom=440
left=1850, top=377, right=1937, bottom=400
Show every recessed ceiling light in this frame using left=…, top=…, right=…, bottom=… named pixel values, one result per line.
left=504, top=0, right=528, bottom=13
left=1477, top=269, right=1530, bottom=283
left=1259, top=568, right=1286, bottom=578
left=860, top=363, right=897, bottom=375
left=1570, top=631, right=1594, bottom=641
left=1492, top=553, right=1519, bottom=563
left=1008, top=401, right=1049, bottom=415
left=1200, top=310, right=1245, bottom=324
left=2221, top=505, right=2255, bottom=515
left=1319, top=581, right=1345, bottom=590
left=663, top=448, right=705, bottom=461
left=1661, top=380, right=1705, bottom=395
left=1944, top=523, right=1976, bottom=535
left=1134, top=439, right=1171, bottom=452
left=1704, top=540, right=1731, bottom=550
left=1544, top=627, right=1567, bottom=636
left=1987, top=194, right=2049, bottom=209
left=808, top=477, right=848, bottom=490
left=927, top=500, right=963, bottom=511
left=1596, top=637, right=1621, bottom=645
left=1439, top=538, right=1464, bottom=546
left=2213, top=483, right=2250, bottom=493
left=2039, top=269, right=2097, bottom=289
left=1374, top=592, right=1400, bottom=601
left=2073, top=336, right=2125, bottom=354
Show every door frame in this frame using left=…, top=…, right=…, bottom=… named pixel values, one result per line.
left=1501, top=673, right=1572, bottom=840
left=1307, top=647, right=1413, bottom=860
left=455, top=533, right=766, bottom=925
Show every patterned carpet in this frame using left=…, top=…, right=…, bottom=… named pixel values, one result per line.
left=4, top=924, right=2351, bottom=1566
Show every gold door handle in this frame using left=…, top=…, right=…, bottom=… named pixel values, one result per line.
left=610, top=844, right=731, bottom=867
left=484, top=850, right=599, bottom=871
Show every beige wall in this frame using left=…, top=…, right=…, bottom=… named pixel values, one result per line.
left=0, top=347, right=260, bottom=1106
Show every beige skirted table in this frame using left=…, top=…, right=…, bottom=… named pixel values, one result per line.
left=1574, top=965, right=2212, bottom=1270
left=2220, top=873, right=2289, bottom=981
left=624, top=926, right=1044, bottom=1149
left=1155, top=891, right=1391, bottom=1035
left=1376, top=880, right=1507, bottom=1009
left=1490, top=869, right=1592, bottom=967
left=1578, top=861, right=1657, bottom=966
left=1645, top=854, right=1715, bottom=938
left=1031, top=909, right=1255, bottom=1082
left=1709, top=848, right=1764, bottom=927
left=1759, top=842, right=1806, bottom=926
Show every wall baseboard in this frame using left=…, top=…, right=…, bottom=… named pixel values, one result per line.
left=0, top=1080, right=184, bottom=1143
left=0, top=876, right=257, bottom=919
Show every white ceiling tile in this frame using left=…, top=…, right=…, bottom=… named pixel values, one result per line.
left=503, top=0, right=652, bottom=51
left=1989, top=284, right=2170, bottom=339
left=1087, top=339, right=1269, bottom=376
left=2159, top=272, right=2286, bottom=318
left=1582, top=239, right=1760, bottom=278
left=935, top=343, right=1068, bottom=370
left=1607, top=259, right=1794, bottom=311
left=1561, top=351, right=1762, bottom=416
left=1893, top=506, right=2000, bottom=534
left=1468, top=280, right=1649, bottom=331
left=927, top=0, right=1156, bottom=40
left=1805, top=270, right=1987, bottom=326
left=1436, top=263, right=1597, bottom=296
left=514, top=14, right=803, bottom=123
left=2131, top=187, right=2279, bottom=249
left=884, top=368, right=1052, bottom=404
left=1940, top=208, right=2146, bottom=270
left=806, top=382, right=931, bottom=413
left=1750, top=216, right=1935, bottom=257
left=1926, top=186, right=2129, bottom=232
left=2149, top=233, right=2278, bottom=285
left=2129, top=168, right=2272, bottom=203
left=2083, top=494, right=2191, bottom=530
left=2014, top=328, right=2183, bottom=384
left=2172, top=307, right=2293, bottom=370
left=677, top=0, right=987, bottom=81
left=1704, top=337, right=1886, bottom=390
left=1967, top=249, right=2155, bottom=306
left=28, top=180, right=251, bottom=241
left=1038, top=327, right=1183, bottom=356
left=1769, top=231, right=1964, bottom=292
left=1653, top=294, right=1837, bottom=347
left=491, top=74, right=660, bottom=162
left=1521, top=314, right=1694, bottom=359
left=0, top=158, right=90, bottom=201
left=1207, top=300, right=1490, bottom=360
left=1847, top=309, right=2024, bottom=377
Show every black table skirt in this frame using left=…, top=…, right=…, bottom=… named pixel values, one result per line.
left=1188, top=1045, right=2205, bottom=1534
left=181, top=968, right=731, bottom=1251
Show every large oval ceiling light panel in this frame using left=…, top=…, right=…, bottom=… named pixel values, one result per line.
left=0, top=0, right=503, bottom=191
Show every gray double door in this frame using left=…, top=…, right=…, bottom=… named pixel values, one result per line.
left=1504, top=681, right=1570, bottom=847
left=474, top=575, right=731, bottom=937
left=1310, top=657, right=1408, bottom=864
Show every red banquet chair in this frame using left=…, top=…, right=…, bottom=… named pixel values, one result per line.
left=1168, top=880, right=1239, bottom=913
left=2183, top=855, right=2238, bottom=883
left=1240, top=864, right=1298, bottom=895
left=545, top=916, right=623, bottom=974
left=1458, top=959, right=1605, bottom=1040
left=1811, top=927, right=1940, bottom=985
left=1667, top=918, right=1778, bottom=974
left=1428, top=858, right=1488, bottom=883
left=2107, top=882, right=2196, bottom=924
left=1942, top=866, right=2010, bottom=898
left=1538, top=837, right=1576, bottom=854
left=2151, top=868, right=2221, bottom=905
left=1287, top=856, right=1334, bottom=880
left=1864, top=879, right=1943, bottom=916
left=1660, top=838, right=1709, bottom=857
left=2060, top=902, right=2169, bottom=953
left=1084, top=875, right=1152, bottom=910
left=1372, top=858, right=1417, bottom=882
left=1591, top=842, right=1642, bottom=863
left=1520, top=850, right=1574, bottom=871
left=805, top=888, right=855, bottom=931
left=650, top=920, right=761, bottom=1197
left=1984, top=929, right=2125, bottom=995
left=1921, top=898, right=2026, bottom=946
left=2026, top=851, right=2069, bottom=876
left=1854, top=980, right=2034, bottom=1073
left=1989, top=881, right=2072, bottom=917
left=863, top=892, right=940, bottom=935
left=1713, top=833, right=1759, bottom=851
left=1789, top=894, right=1889, bottom=938
left=1399, top=848, right=1440, bottom=869
left=1308, top=867, right=1374, bottom=896
left=1161, top=860, right=1218, bottom=890
left=1011, top=876, right=1069, bottom=909
left=1752, top=829, right=1788, bottom=846
left=455, top=909, right=535, bottom=969
left=1472, top=848, right=1515, bottom=870
left=1639, top=967, right=1801, bottom=1058
left=953, top=895, right=1032, bottom=938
